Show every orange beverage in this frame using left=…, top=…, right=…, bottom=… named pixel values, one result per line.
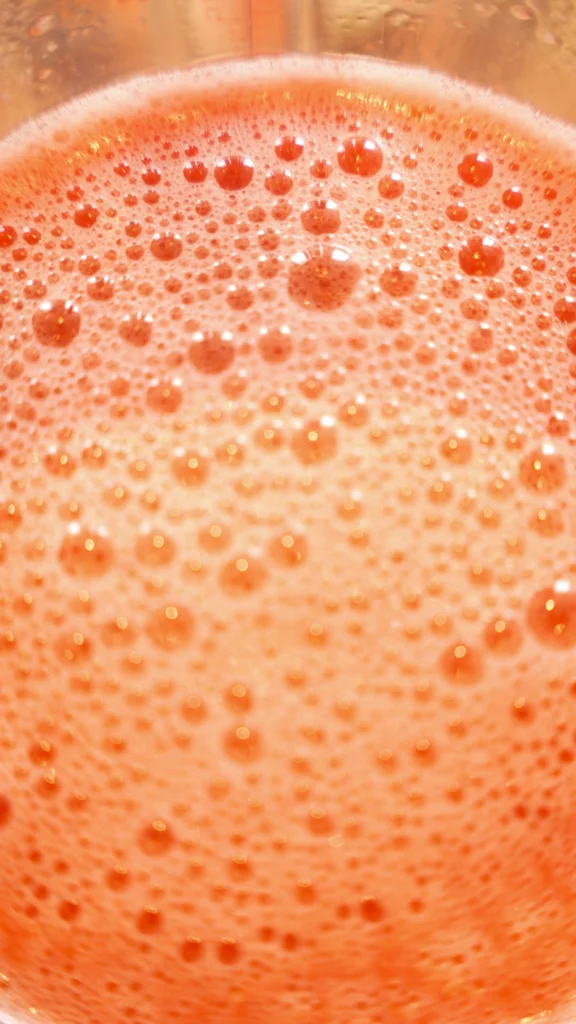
left=0, top=55, right=575, bottom=1024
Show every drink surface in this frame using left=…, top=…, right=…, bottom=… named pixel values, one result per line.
left=0, top=54, right=575, bottom=1024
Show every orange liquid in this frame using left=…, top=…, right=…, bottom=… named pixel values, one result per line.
left=0, top=55, right=575, bottom=1024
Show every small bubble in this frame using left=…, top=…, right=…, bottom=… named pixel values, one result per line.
left=29, top=739, right=55, bottom=766
left=218, top=937, right=240, bottom=965
left=78, top=255, right=101, bottom=276
left=119, top=312, right=153, bottom=347
left=483, top=616, right=523, bottom=655
left=0, top=224, right=17, bottom=248
left=502, top=186, right=523, bottom=209
left=106, top=865, right=130, bottom=890
left=150, top=232, right=183, bottom=261
left=181, top=695, right=207, bottom=723
left=338, top=395, right=369, bottom=427
left=457, top=153, right=493, bottom=187
left=146, top=377, right=183, bottom=414
left=554, top=296, right=576, bottom=324
left=440, top=643, right=483, bottom=683
left=0, top=796, right=13, bottom=828
left=530, top=506, right=564, bottom=536
left=189, top=330, right=235, bottom=375
left=137, top=906, right=163, bottom=934
left=380, top=262, right=418, bottom=297
left=219, top=554, right=268, bottom=595
left=223, top=725, right=262, bottom=763
left=171, top=448, right=209, bottom=487
left=526, top=581, right=576, bottom=649
left=265, top=169, right=293, bottom=195
left=0, top=501, right=22, bottom=532
left=519, top=445, right=566, bottom=493
left=45, top=446, right=77, bottom=478
left=74, top=203, right=99, bottom=228
left=446, top=201, right=468, bottom=223
left=86, top=275, right=114, bottom=301
left=146, top=605, right=194, bottom=650
left=214, top=155, right=254, bottom=190
left=468, top=323, right=493, bottom=352
left=183, top=161, right=208, bottom=184
left=58, top=898, right=80, bottom=922
left=268, top=530, right=308, bottom=567
left=258, top=325, right=293, bottom=363
left=181, top=937, right=203, bottom=962
left=275, top=135, right=304, bottom=162
left=359, top=897, right=384, bottom=922
left=135, top=526, right=176, bottom=567
left=32, top=300, right=81, bottom=348
left=458, top=236, right=504, bottom=277
left=307, top=808, right=333, bottom=835
left=139, top=819, right=176, bottom=856
left=224, top=683, right=253, bottom=713
left=300, top=199, right=341, bottom=235
left=440, top=430, right=472, bottom=464
left=337, top=137, right=383, bottom=177
left=378, top=173, right=405, bottom=200
left=288, top=245, right=361, bottom=311
left=291, top=416, right=338, bottom=465
left=310, top=158, right=333, bottom=179
left=58, top=524, right=114, bottom=577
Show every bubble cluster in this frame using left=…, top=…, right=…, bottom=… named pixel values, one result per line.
left=0, top=52, right=575, bottom=1024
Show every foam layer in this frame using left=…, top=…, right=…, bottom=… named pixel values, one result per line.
left=0, top=54, right=575, bottom=1024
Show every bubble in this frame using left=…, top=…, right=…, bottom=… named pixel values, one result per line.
left=137, top=907, right=163, bottom=934
left=258, top=325, right=293, bottom=363
left=86, top=275, right=115, bottom=301
left=219, top=554, right=268, bottom=595
left=142, top=167, right=161, bottom=186
left=119, top=312, right=153, bottom=347
left=188, top=330, right=235, bottom=374
left=307, top=808, right=333, bottom=835
left=58, top=898, right=80, bottom=922
left=338, top=395, right=369, bottom=427
left=146, top=604, right=194, bottom=650
left=218, top=938, right=240, bottom=965
left=198, top=521, right=231, bottom=552
left=268, top=530, right=308, bottom=567
left=0, top=501, right=22, bottom=532
left=380, top=262, right=418, bottom=297
left=223, top=725, right=262, bottom=763
left=150, top=232, right=183, bottom=261
left=146, top=377, right=183, bottom=414
left=288, top=245, right=361, bottom=311
left=183, top=160, right=208, bottom=183
left=0, top=224, right=17, bottom=247
left=214, top=155, right=254, bottom=190
left=181, top=694, right=207, bottom=723
left=378, top=173, right=405, bottom=199
left=553, top=296, right=576, bottom=324
left=300, top=199, right=341, bottom=235
left=224, top=683, right=253, bottom=713
left=45, top=446, right=77, bottom=477
left=74, top=203, right=99, bottom=228
left=526, top=581, right=576, bottom=649
left=337, top=137, right=383, bottom=177
left=567, top=330, right=576, bottom=356
left=483, top=616, right=523, bottom=655
left=0, top=796, right=12, bottom=828
left=265, top=169, right=293, bottom=195
left=58, top=524, right=114, bottom=577
left=440, top=643, right=483, bottom=683
left=468, top=323, right=493, bottom=352
left=291, top=416, right=338, bottom=465
left=32, top=299, right=81, bottom=347
left=457, top=153, right=493, bottom=187
left=77, top=255, right=100, bottom=276
left=100, top=617, right=136, bottom=648
left=171, top=448, right=209, bottom=487
left=458, top=236, right=504, bottom=277
left=226, top=284, right=254, bottom=310
left=181, top=937, right=203, bottom=962
left=275, top=135, right=304, bottom=162
left=135, top=526, right=176, bottom=567
left=519, top=445, right=566, bottom=493
left=29, top=739, right=54, bottom=765
left=529, top=506, right=564, bottom=536
left=310, top=157, right=333, bottom=179
left=138, top=819, right=176, bottom=856
left=440, top=430, right=472, bottom=464
left=106, top=865, right=130, bottom=890
left=359, top=897, right=384, bottom=922
left=446, top=201, right=468, bottom=223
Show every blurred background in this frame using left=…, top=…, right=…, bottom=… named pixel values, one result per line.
left=1, top=0, right=576, bottom=137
